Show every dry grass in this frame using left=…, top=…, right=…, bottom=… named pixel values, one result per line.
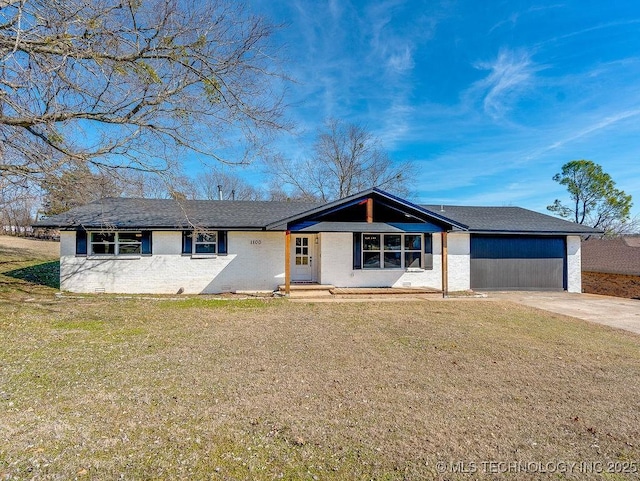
left=1, top=236, right=639, bottom=480
left=0, top=236, right=59, bottom=299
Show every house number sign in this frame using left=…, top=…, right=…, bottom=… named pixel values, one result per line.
left=250, top=240, right=262, bottom=245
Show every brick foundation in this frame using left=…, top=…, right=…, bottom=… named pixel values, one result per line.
left=582, top=271, right=640, bottom=299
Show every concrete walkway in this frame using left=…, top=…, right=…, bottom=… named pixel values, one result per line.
left=484, top=291, right=640, bottom=335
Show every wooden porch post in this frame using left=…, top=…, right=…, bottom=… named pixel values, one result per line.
left=366, top=198, right=373, bottom=223
left=441, top=231, right=448, bottom=298
left=285, top=230, right=291, bottom=296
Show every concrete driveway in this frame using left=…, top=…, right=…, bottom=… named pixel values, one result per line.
left=485, top=291, right=640, bottom=335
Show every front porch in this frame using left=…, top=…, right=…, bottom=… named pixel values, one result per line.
left=273, top=189, right=464, bottom=296
left=278, top=283, right=441, bottom=298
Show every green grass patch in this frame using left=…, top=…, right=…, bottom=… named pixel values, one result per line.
left=4, top=260, right=60, bottom=289
left=156, top=297, right=278, bottom=310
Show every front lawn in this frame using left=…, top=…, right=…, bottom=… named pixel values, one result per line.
left=1, top=236, right=639, bottom=480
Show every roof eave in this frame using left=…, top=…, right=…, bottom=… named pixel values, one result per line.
left=468, top=229, right=603, bottom=236
left=40, top=224, right=271, bottom=231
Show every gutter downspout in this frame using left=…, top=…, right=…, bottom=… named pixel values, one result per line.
left=441, top=231, right=448, bottom=298
left=285, top=230, right=291, bottom=296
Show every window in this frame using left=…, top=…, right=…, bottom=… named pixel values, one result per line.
left=86, top=231, right=151, bottom=256
left=182, top=231, right=228, bottom=255
left=404, top=234, right=422, bottom=268
left=90, top=232, right=116, bottom=255
left=295, top=236, right=309, bottom=265
left=195, top=232, right=217, bottom=254
left=383, top=234, right=402, bottom=268
left=118, top=232, right=142, bottom=254
left=359, top=233, right=433, bottom=270
left=362, top=234, right=381, bottom=268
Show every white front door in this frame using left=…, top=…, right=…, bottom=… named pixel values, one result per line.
left=291, top=235, right=314, bottom=282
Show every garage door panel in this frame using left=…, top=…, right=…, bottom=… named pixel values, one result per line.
left=471, top=236, right=566, bottom=290
left=471, top=236, right=565, bottom=259
left=471, top=258, right=564, bottom=289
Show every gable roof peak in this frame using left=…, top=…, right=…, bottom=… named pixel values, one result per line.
left=265, top=187, right=468, bottom=231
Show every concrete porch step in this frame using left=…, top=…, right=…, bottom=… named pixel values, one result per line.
left=330, top=287, right=441, bottom=295
left=278, top=283, right=336, bottom=298
left=277, top=285, right=442, bottom=298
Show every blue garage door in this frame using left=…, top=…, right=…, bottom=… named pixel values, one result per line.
left=471, top=236, right=566, bottom=290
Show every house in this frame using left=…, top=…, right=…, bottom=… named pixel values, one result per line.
left=35, top=188, right=600, bottom=295
left=581, top=236, right=640, bottom=299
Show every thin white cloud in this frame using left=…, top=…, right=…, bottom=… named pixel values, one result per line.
left=471, top=48, right=545, bottom=119
left=533, top=109, right=640, bottom=157
left=488, top=13, right=520, bottom=34
left=376, top=103, right=414, bottom=147
left=366, top=0, right=406, bottom=53
left=433, top=183, right=546, bottom=207
left=541, top=18, right=640, bottom=48
left=364, top=1, right=440, bottom=78
left=327, top=0, right=343, bottom=20
left=489, top=4, right=565, bottom=34
left=387, top=45, right=415, bottom=72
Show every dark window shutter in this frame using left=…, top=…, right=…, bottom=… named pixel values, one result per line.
left=424, top=234, right=433, bottom=269
left=353, top=233, right=362, bottom=269
left=182, top=231, right=192, bottom=254
left=424, top=234, right=433, bottom=254
left=141, top=231, right=152, bottom=255
left=218, top=231, right=227, bottom=254
left=76, top=230, right=87, bottom=255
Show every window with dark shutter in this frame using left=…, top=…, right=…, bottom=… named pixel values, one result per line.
left=218, top=231, right=228, bottom=254
left=353, top=232, right=362, bottom=269
left=182, top=230, right=227, bottom=255
left=424, top=233, right=433, bottom=270
left=354, top=232, right=434, bottom=270
left=76, top=230, right=87, bottom=256
left=141, top=231, right=152, bottom=255
left=182, top=231, right=192, bottom=254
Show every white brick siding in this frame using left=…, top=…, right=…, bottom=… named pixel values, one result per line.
left=58, top=229, right=580, bottom=294
left=447, top=233, right=471, bottom=291
left=60, top=231, right=285, bottom=294
left=566, top=235, right=582, bottom=293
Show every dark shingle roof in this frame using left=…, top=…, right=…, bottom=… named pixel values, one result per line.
left=582, top=237, right=640, bottom=275
left=36, top=197, right=322, bottom=229
left=422, top=205, right=601, bottom=235
left=36, top=194, right=602, bottom=236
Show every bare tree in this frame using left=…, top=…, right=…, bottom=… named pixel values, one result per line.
left=114, top=170, right=201, bottom=200
left=0, top=177, right=39, bottom=235
left=600, top=214, right=640, bottom=236
left=149, top=174, right=199, bottom=201
left=0, top=0, right=288, bottom=189
left=269, top=119, right=414, bottom=202
left=265, top=181, right=310, bottom=202
left=42, top=163, right=123, bottom=215
left=194, top=167, right=264, bottom=200
left=41, top=162, right=189, bottom=215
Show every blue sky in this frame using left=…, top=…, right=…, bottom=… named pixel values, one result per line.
left=241, top=0, right=640, bottom=217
